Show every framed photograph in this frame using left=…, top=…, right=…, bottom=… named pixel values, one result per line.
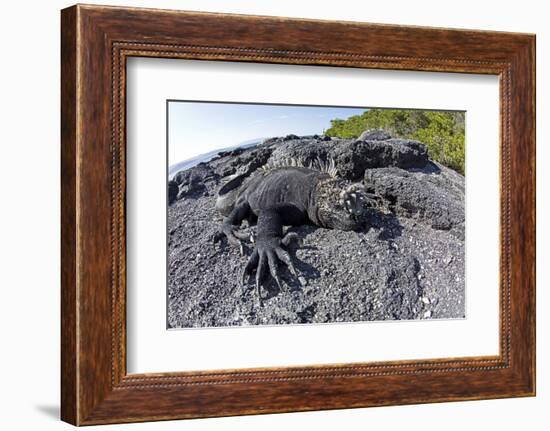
left=61, top=4, right=536, bottom=425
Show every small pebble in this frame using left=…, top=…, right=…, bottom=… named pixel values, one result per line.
left=422, top=297, right=430, bottom=304
left=423, top=310, right=432, bottom=318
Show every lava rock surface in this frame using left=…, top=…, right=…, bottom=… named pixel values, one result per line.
left=167, top=130, right=465, bottom=328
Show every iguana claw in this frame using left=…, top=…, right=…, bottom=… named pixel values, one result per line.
left=213, top=223, right=251, bottom=255
left=242, top=236, right=303, bottom=300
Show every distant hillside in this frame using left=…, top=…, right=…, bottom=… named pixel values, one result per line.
left=168, top=137, right=265, bottom=179
left=325, top=109, right=465, bottom=174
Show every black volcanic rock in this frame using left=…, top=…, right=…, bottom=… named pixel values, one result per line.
left=167, top=131, right=465, bottom=328
left=358, top=129, right=392, bottom=141
left=168, top=180, right=179, bottom=205
left=364, top=164, right=465, bottom=239
left=330, top=138, right=429, bottom=179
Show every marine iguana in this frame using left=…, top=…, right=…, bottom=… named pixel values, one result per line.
left=214, top=160, right=382, bottom=302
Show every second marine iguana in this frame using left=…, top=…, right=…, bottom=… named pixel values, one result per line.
left=214, top=159, right=382, bottom=302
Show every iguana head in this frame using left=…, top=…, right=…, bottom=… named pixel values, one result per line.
left=311, top=179, right=381, bottom=231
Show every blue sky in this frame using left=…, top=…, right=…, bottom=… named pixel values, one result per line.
left=168, top=101, right=366, bottom=166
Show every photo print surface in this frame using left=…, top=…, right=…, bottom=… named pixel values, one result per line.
left=167, top=101, right=465, bottom=329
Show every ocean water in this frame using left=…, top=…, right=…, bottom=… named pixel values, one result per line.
left=168, top=137, right=264, bottom=179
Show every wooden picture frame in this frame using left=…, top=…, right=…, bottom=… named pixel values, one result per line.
left=61, top=4, right=536, bottom=425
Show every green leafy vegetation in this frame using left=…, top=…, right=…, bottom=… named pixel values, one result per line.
left=325, top=109, right=465, bottom=174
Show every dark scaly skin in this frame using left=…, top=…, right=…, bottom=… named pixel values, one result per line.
left=214, top=166, right=381, bottom=303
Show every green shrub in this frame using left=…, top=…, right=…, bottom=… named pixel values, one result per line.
left=325, top=109, right=465, bottom=175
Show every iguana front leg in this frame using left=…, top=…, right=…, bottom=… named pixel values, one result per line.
left=242, top=209, right=302, bottom=303
left=213, top=200, right=251, bottom=254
